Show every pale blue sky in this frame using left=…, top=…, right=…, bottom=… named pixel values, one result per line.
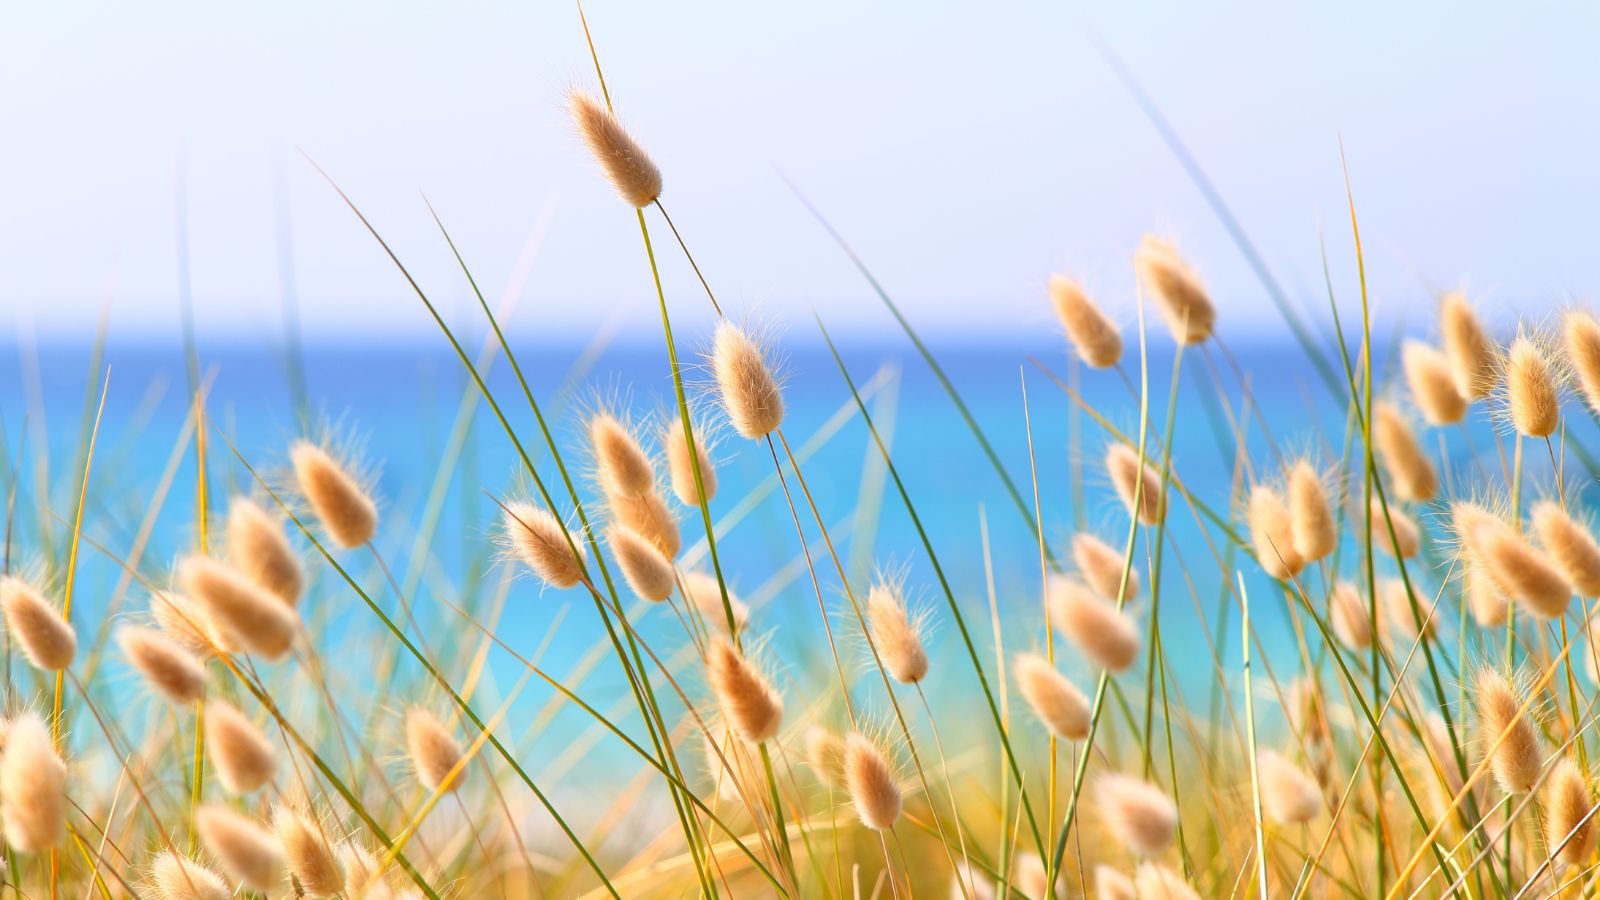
left=3, top=2, right=1597, bottom=342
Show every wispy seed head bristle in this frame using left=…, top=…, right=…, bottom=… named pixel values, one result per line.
left=866, top=579, right=928, bottom=684
left=195, top=804, right=281, bottom=891
left=1013, top=652, right=1089, bottom=739
left=1402, top=340, right=1468, bottom=425
left=502, top=502, right=587, bottom=589
left=1531, top=500, right=1600, bottom=596
left=568, top=90, right=662, bottom=208
left=1134, top=236, right=1215, bottom=346
left=1096, top=772, right=1179, bottom=856
left=1563, top=310, right=1600, bottom=415
left=225, top=496, right=304, bottom=606
left=1071, top=532, right=1138, bottom=601
left=589, top=411, right=656, bottom=498
left=0, top=711, right=65, bottom=852
left=178, top=556, right=297, bottom=661
left=204, top=700, right=276, bottom=795
left=405, top=707, right=467, bottom=794
left=0, top=576, right=76, bottom=672
left=1465, top=559, right=1510, bottom=627
left=151, top=590, right=226, bottom=657
left=117, top=625, right=206, bottom=705
left=1047, top=576, right=1140, bottom=673
left=274, top=807, right=345, bottom=898
left=1373, top=402, right=1438, bottom=501
left=1505, top=335, right=1561, bottom=438
left=1247, top=485, right=1303, bottom=580
left=705, top=636, right=783, bottom=744
left=1106, top=444, right=1165, bottom=525
left=1133, top=862, right=1201, bottom=900
left=1328, top=580, right=1373, bottom=651
left=663, top=416, right=717, bottom=506
left=607, top=524, right=676, bottom=602
left=710, top=320, right=785, bottom=439
left=1440, top=291, right=1498, bottom=400
left=609, top=489, right=681, bottom=558
left=682, top=571, right=749, bottom=633
left=149, top=851, right=230, bottom=900
left=1287, top=459, right=1337, bottom=562
left=290, top=441, right=378, bottom=549
left=843, top=731, right=902, bottom=830
left=1257, top=749, right=1322, bottom=824
left=1048, top=275, right=1122, bottom=368
left=1467, top=514, right=1572, bottom=618
left=1473, top=668, right=1541, bottom=794
left=1544, top=757, right=1598, bottom=867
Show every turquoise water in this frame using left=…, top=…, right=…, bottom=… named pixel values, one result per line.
left=0, top=333, right=1455, bottom=773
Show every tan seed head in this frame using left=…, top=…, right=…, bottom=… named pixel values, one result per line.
left=710, top=321, right=785, bottom=439
left=1011, top=853, right=1061, bottom=900
left=1506, top=336, right=1560, bottom=438
left=205, top=700, right=276, bottom=794
left=1465, top=558, right=1510, bottom=628
left=1096, top=772, right=1179, bottom=856
left=290, top=441, right=377, bottom=549
left=1374, top=402, right=1438, bottom=501
left=1134, top=236, right=1215, bottom=346
left=1468, top=514, right=1572, bottom=618
left=1532, top=500, right=1600, bottom=596
left=589, top=412, right=655, bottom=498
left=149, top=851, right=230, bottom=900
left=1048, top=275, right=1122, bottom=368
left=151, top=591, right=226, bottom=657
left=1381, top=578, right=1436, bottom=644
left=1372, top=499, right=1421, bottom=559
left=866, top=579, right=927, bottom=684
left=1545, top=757, right=1598, bottom=867
left=225, top=496, right=303, bottom=606
left=117, top=625, right=206, bottom=705
left=1247, top=485, right=1304, bottom=580
left=1106, top=444, right=1164, bottom=525
left=663, top=416, right=717, bottom=506
left=1402, top=340, right=1468, bottom=424
left=608, top=525, right=676, bottom=602
left=0, top=577, right=76, bottom=672
left=502, top=502, right=587, bottom=589
left=805, top=725, right=847, bottom=788
left=1473, top=668, right=1541, bottom=794
left=1440, top=292, right=1498, bottom=400
left=1094, top=865, right=1136, bottom=900
left=1071, top=531, right=1138, bottom=601
left=1013, top=652, right=1089, bottom=739
left=843, top=732, right=902, bottom=830
left=195, top=804, right=281, bottom=891
left=0, top=711, right=65, bottom=852
left=682, top=571, right=749, bottom=633
left=1564, top=310, right=1600, bottom=415
left=1287, top=459, right=1337, bottom=562
left=705, top=636, right=783, bottom=744
left=1047, top=577, right=1140, bottom=673
left=568, top=90, right=662, bottom=208
left=275, top=807, right=345, bottom=897
left=1329, top=581, right=1373, bottom=651
left=1257, top=749, right=1321, bottom=824
left=1133, top=862, right=1200, bottom=900
left=406, top=708, right=467, bottom=794
left=610, top=489, right=681, bottom=558
left=178, top=556, right=297, bottom=660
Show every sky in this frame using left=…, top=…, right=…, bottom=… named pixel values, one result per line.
left=3, top=2, right=1598, bottom=344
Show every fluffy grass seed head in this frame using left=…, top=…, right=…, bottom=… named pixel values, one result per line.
left=865, top=577, right=928, bottom=684
left=1257, top=749, right=1321, bottom=824
left=405, top=707, right=467, bottom=794
left=1441, top=291, right=1499, bottom=400
left=1380, top=578, right=1435, bottom=644
left=1564, top=310, right=1600, bottom=415
left=568, top=90, right=662, bottom=208
left=1093, top=864, right=1137, bottom=900
left=1532, top=499, right=1600, bottom=597
left=1096, top=772, right=1179, bottom=856
left=117, top=625, right=206, bottom=705
left=290, top=441, right=378, bottom=549
left=1010, top=853, right=1062, bottom=900
left=195, top=804, right=281, bottom=891
left=1545, top=757, right=1599, bottom=867
left=178, top=556, right=297, bottom=660
left=149, top=851, right=230, bottom=900
left=1013, top=652, right=1089, bottom=739
left=705, top=636, right=783, bottom=744
left=0, top=576, right=75, bottom=672
left=1047, top=576, right=1140, bottom=672
left=710, top=320, right=785, bottom=439
left=683, top=570, right=749, bottom=633
left=1048, top=275, right=1122, bottom=368
left=843, top=731, right=902, bottom=830
left=502, top=502, right=587, bottom=589
left=151, top=590, right=226, bottom=657
left=663, top=416, right=717, bottom=506
left=1505, top=334, right=1561, bottom=438
left=1473, top=667, right=1542, bottom=794
left=607, top=524, right=676, bottom=602
left=0, top=711, right=65, bottom=852
left=1328, top=580, right=1373, bottom=651
left=1247, top=485, right=1303, bottom=580
left=205, top=700, right=276, bottom=795
left=1133, top=862, right=1201, bottom=900
left=1134, top=236, right=1215, bottom=346
left=610, top=488, right=681, bottom=558
left=1071, top=531, right=1138, bottom=601
left=1402, top=340, right=1468, bottom=424
left=805, top=725, right=847, bottom=788
left=1374, top=402, right=1438, bottom=502
left=1467, top=512, right=1572, bottom=618
left=1372, top=498, right=1421, bottom=559
left=1287, top=459, right=1337, bottom=562
left=1106, top=444, right=1165, bottom=525
left=1466, top=558, right=1511, bottom=628
left=1586, top=613, right=1600, bottom=684
left=225, top=496, right=303, bottom=606
left=589, top=411, right=656, bottom=498
left=275, top=807, right=345, bottom=897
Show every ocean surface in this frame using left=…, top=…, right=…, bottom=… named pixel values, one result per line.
left=0, top=331, right=1476, bottom=783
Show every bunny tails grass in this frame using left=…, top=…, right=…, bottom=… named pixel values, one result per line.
left=1564, top=310, right=1600, bottom=415
left=275, top=807, right=345, bottom=897
left=589, top=411, right=655, bottom=497
left=1441, top=291, right=1499, bottom=400
left=1373, top=402, right=1438, bottom=501
left=502, top=501, right=587, bottom=589
left=710, top=320, right=785, bottom=439
left=705, top=635, right=783, bottom=743
left=1134, top=236, right=1215, bottom=345
left=290, top=440, right=378, bottom=549
left=1532, top=500, right=1600, bottom=596
left=1049, top=275, right=1122, bottom=368
left=1048, top=576, right=1140, bottom=672
left=1474, top=667, right=1541, bottom=795
left=0, top=576, right=76, bottom=671
left=195, top=804, right=281, bottom=891
left=1544, top=757, right=1598, bottom=867
left=117, top=625, right=206, bottom=705
left=1071, top=531, right=1139, bottom=600
left=205, top=700, right=276, bottom=794
left=1133, top=863, right=1200, bottom=900
left=1096, top=773, right=1179, bottom=856
left=1402, top=339, right=1468, bottom=424
left=226, top=495, right=304, bottom=606
left=1014, top=652, right=1090, bottom=738
left=1287, top=458, right=1336, bottom=562
left=1467, top=514, right=1572, bottom=618
left=1506, top=334, right=1561, bottom=438
left=149, top=852, right=230, bottom=900
left=866, top=577, right=928, bottom=684
left=664, top=415, right=717, bottom=506
left=1247, top=485, right=1303, bottom=579
left=179, top=555, right=297, bottom=660
left=1106, top=443, right=1165, bottom=524
left=568, top=90, right=662, bottom=208
left=843, top=732, right=903, bottom=830
left=405, top=707, right=468, bottom=793
left=607, top=524, right=676, bottom=601
left=1256, top=750, right=1321, bottom=824
left=1, top=711, right=65, bottom=852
